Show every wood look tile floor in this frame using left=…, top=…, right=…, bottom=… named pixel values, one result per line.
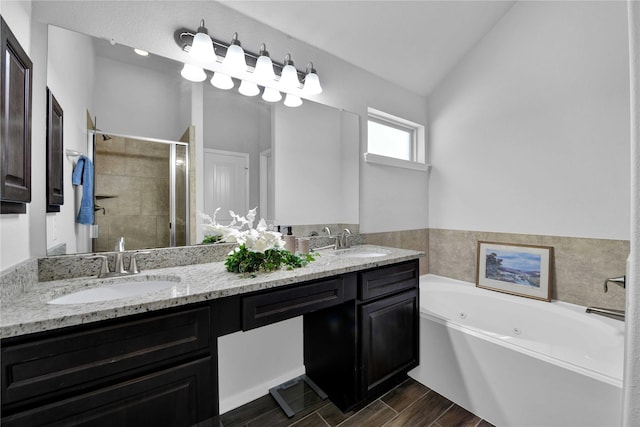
left=220, top=378, right=495, bottom=427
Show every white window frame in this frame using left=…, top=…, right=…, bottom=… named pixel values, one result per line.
left=365, top=107, right=429, bottom=172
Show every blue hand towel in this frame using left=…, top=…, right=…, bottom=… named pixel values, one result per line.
left=72, top=155, right=94, bottom=225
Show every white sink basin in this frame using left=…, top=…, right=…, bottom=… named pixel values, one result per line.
left=48, top=280, right=178, bottom=305
left=334, top=248, right=390, bottom=258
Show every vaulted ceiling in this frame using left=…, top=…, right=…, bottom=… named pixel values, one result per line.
left=224, top=1, right=516, bottom=96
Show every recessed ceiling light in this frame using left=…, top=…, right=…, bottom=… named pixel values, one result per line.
left=134, top=48, right=149, bottom=57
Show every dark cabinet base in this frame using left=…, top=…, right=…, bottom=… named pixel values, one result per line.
left=2, top=358, right=213, bottom=427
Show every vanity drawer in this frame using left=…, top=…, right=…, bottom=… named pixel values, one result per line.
left=242, top=277, right=346, bottom=330
left=359, top=259, right=419, bottom=300
left=1, top=305, right=211, bottom=407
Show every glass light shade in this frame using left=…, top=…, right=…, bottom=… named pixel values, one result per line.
left=238, top=80, right=259, bottom=97
left=210, top=72, right=234, bottom=90
left=303, top=72, right=322, bottom=95
left=180, top=63, right=206, bottom=82
left=284, top=93, right=303, bottom=108
left=262, top=87, right=282, bottom=103
left=223, top=44, right=247, bottom=74
left=190, top=32, right=215, bottom=63
left=279, top=64, right=300, bottom=91
left=254, top=55, right=276, bottom=83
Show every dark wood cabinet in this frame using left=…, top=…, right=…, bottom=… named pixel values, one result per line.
left=305, top=259, right=420, bottom=412
left=360, top=289, right=419, bottom=394
left=0, top=17, right=32, bottom=214
left=1, top=305, right=216, bottom=426
left=1, top=258, right=419, bottom=424
left=46, top=88, right=64, bottom=212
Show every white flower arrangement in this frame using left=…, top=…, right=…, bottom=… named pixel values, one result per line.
left=199, top=208, right=314, bottom=274
left=199, top=207, right=285, bottom=253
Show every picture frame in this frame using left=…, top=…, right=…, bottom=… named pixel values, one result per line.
left=476, top=241, right=553, bottom=301
left=46, top=87, right=64, bottom=212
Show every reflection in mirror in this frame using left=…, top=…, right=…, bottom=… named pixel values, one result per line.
left=45, top=25, right=359, bottom=256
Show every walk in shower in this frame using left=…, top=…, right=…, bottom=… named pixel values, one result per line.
left=88, top=130, right=189, bottom=252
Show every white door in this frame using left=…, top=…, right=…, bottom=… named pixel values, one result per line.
left=203, top=149, right=249, bottom=224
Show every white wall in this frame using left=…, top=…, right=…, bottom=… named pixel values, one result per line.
left=428, top=0, right=630, bottom=240
left=203, top=87, right=271, bottom=213
left=93, top=55, right=186, bottom=141
left=0, top=0, right=48, bottom=270
left=273, top=101, right=344, bottom=225
left=46, top=25, right=95, bottom=254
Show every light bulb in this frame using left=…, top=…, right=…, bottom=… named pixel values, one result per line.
left=279, top=56, right=300, bottom=92
left=222, top=33, right=247, bottom=74
left=262, top=87, right=282, bottom=103
left=238, top=80, right=259, bottom=97
left=180, top=63, right=206, bottom=82
left=303, top=63, right=322, bottom=95
left=189, top=21, right=215, bottom=63
left=254, top=44, right=276, bottom=84
left=284, top=93, right=303, bottom=108
left=211, top=72, right=234, bottom=90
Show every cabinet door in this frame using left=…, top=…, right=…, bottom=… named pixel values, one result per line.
left=360, top=289, right=418, bottom=394
left=0, top=17, right=32, bottom=214
left=1, top=357, right=214, bottom=427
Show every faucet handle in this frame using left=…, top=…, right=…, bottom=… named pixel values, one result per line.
left=604, top=276, right=626, bottom=293
left=129, top=251, right=150, bottom=274
left=115, top=236, right=125, bottom=252
left=84, top=254, right=110, bottom=277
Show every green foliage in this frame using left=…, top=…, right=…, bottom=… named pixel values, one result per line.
left=201, top=235, right=223, bottom=244
left=225, top=244, right=316, bottom=274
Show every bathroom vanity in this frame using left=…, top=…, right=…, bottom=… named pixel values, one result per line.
left=0, top=247, right=421, bottom=426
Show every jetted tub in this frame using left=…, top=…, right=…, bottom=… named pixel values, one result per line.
left=409, top=274, right=624, bottom=427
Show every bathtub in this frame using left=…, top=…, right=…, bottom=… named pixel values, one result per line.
left=409, top=274, right=624, bottom=427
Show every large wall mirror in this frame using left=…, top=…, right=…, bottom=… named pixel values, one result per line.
left=45, top=25, right=359, bottom=256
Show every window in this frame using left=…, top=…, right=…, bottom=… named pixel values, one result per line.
left=365, top=108, right=428, bottom=171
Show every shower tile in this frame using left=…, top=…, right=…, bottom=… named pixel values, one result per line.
left=429, top=229, right=478, bottom=283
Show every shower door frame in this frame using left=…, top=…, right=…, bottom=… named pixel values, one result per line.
left=87, top=129, right=190, bottom=249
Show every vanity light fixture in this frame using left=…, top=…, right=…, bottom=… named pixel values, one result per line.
left=222, top=33, right=247, bottom=74
left=174, top=21, right=322, bottom=107
left=253, top=44, right=276, bottom=84
left=238, top=79, right=260, bottom=97
left=284, top=93, right=303, bottom=108
left=181, top=63, right=207, bottom=82
left=210, top=72, right=234, bottom=90
left=189, top=20, right=216, bottom=63
left=303, top=62, right=322, bottom=95
left=279, top=54, right=300, bottom=92
left=262, top=87, right=282, bottom=103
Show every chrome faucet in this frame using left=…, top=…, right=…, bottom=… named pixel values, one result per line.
left=604, top=276, right=625, bottom=293
left=84, top=237, right=150, bottom=278
left=586, top=274, right=627, bottom=321
left=585, top=307, right=625, bottom=321
left=336, top=228, right=352, bottom=249
left=114, top=237, right=127, bottom=274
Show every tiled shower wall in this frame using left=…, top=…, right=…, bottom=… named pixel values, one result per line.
left=94, top=136, right=170, bottom=251
left=365, top=228, right=628, bottom=310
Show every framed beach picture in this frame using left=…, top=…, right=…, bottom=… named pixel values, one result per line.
left=477, top=241, right=553, bottom=301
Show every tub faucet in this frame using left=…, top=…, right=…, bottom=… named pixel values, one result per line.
left=585, top=307, right=625, bottom=321
left=604, top=275, right=625, bottom=293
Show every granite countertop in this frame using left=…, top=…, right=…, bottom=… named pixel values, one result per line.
left=0, top=245, right=422, bottom=339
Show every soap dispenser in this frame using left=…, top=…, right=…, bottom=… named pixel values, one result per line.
left=284, top=226, right=296, bottom=253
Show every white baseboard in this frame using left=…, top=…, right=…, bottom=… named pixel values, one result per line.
left=218, top=366, right=306, bottom=414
